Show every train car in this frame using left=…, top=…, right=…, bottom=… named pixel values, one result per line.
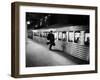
left=30, top=25, right=89, bottom=62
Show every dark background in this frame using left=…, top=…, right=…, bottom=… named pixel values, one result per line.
left=26, top=12, right=89, bottom=29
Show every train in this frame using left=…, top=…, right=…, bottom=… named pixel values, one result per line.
left=27, top=25, right=90, bottom=62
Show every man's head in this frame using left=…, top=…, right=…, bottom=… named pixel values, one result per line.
left=50, top=30, right=53, bottom=33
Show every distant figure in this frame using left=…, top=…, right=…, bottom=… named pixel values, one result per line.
left=47, top=31, right=55, bottom=50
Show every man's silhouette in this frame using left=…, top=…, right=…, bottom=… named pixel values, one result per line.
left=47, top=31, right=55, bottom=50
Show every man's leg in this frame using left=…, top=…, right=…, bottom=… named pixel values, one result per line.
left=49, top=44, right=52, bottom=50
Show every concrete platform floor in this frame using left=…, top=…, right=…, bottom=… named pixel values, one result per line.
left=26, top=38, right=87, bottom=67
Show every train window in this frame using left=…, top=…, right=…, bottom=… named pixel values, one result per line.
left=62, top=31, right=66, bottom=41
left=84, top=31, right=90, bottom=46
left=36, top=32, right=39, bottom=36
left=45, top=32, right=48, bottom=38
left=68, top=31, right=74, bottom=42
left=43, top=32, right=45, bottom=38
left=33, top=32, right=36, bottom=36
left=74, top=31, right=80, bottom=43
left=40, top=33, right=42, bottom=37
left=45, top=32, right=47, bottom=37
left=40, top=32, right=43, bottom=37
left=53, top=32, right=58, bottom=40
left=37, top=32, right=39, bottom=36
left=43, top=32, right=46, bottom=38
left=58, top=32, right=62, bottom=40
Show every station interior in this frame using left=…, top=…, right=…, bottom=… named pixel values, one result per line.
left=26, top=12, right=90, bottom=67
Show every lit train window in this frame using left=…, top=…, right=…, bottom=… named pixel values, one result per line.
left=62, top=31, right=66, bottom=41
left=40, top=33, right=42, bottom=37
left=36, top=32, right=38, bottom=36
left=68, top=31, right=74, bottom=42
left=33, top=32, right=36, bottom=36
left=43, top=32, right=45, bottom=37
left=44, top=32, right=47, bottom=38
left=54, top=32, right=58, bottom=40
left=43, top=32, right=46, bottom=38
left=45, top=32, right=48, bottom=38
left=37, top=32, right=39, bottom=36
left=40, top=32, right=43, bottom=37
left=74, top=31, right=80, bottom=43
left=84, top=32, right=90, bottom=46
left=58, top=32, right=62, bottom=40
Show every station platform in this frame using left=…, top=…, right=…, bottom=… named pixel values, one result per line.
left=26, top=38, right=88, bottom=67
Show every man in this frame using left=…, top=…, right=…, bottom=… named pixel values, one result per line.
left=47, top=31, right=55, bottom=50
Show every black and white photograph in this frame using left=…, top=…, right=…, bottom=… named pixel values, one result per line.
left=11, top=2, right=97, bottom=78
left=26, top=13, right=90, bottom=67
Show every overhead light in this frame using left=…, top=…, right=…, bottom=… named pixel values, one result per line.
left=27, top=21, right=30, bottom=24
